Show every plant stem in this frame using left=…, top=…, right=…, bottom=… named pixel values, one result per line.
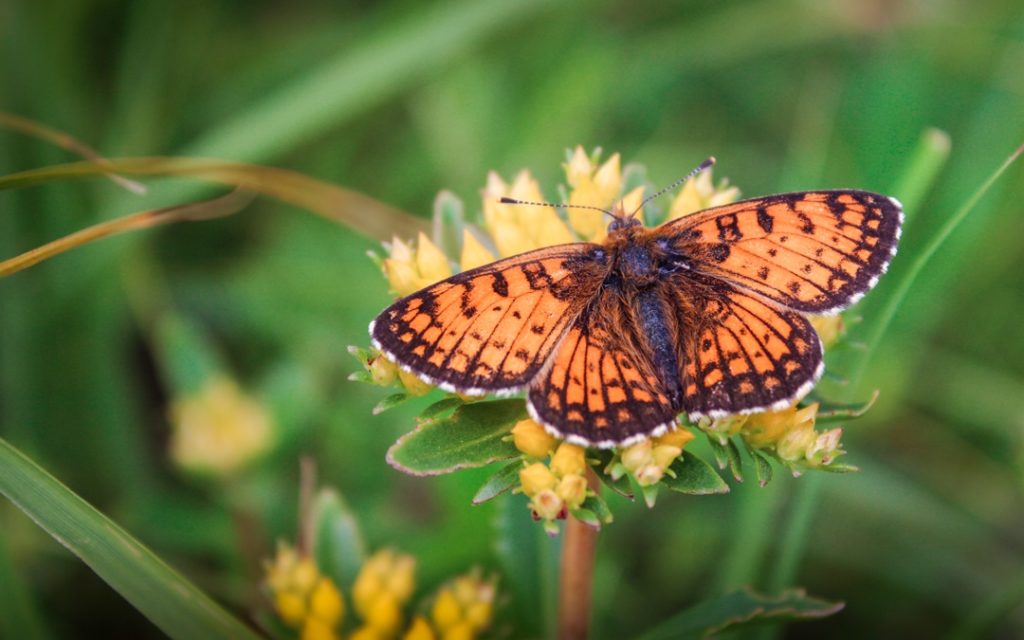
left=557, top=469, right=600, bottom=640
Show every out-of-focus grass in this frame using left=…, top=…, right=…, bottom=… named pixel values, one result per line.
left=2, top=0, right=1024, bottom=638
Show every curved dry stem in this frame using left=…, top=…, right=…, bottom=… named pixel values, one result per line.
left=0, top=188, right=253, bottom=277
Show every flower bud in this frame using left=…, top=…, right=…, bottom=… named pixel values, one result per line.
left=519, top=463, right=558, bottom=496
left=549, top=443, right=586, bottom=477
left=620, top=439, right=653, bottom=472
left=530, top=488, right=565, bottom=521
left=511, top=419, right=557, bottom=458
left=556, top=473, right=589, bottom=510
left=404, top=617, right=437, bottom=640
left=397, top=368, right=433, bottom=396
left=634, top=464, right=665, bottom=487
left=655, top=428, right=695, bottom=449
left=309, top=577, right=344, bottom=626
left=459, top=229, right=495, bottom=271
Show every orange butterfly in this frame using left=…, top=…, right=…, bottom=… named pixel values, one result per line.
left=370, top=160, right=902, bottom=448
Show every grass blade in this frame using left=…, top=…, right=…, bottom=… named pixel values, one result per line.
left=0, top=438, right=261, bottom=640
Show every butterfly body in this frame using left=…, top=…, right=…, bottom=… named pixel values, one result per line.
left=371, top=189, right=902, bottom=448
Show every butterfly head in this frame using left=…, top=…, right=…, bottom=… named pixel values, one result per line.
left=606, top=205, right=643, bottom=234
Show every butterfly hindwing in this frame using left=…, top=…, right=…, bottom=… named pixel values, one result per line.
left=672, top=276, right=823, bottom=419
left=662, top=190, right=902, bottom=314
left=527, top=290, right=677, bottom=447
left=371, top=244, right=608, bottom=394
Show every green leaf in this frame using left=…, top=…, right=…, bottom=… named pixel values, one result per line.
left=725, top=438, right=744, bottom=482
left=634, top=587, right=843, bottom=640
left=751, top=449, right=774, bottom=487
left=707, top=436, right=730, bottom=470
left=373, top=392, right=410, bottom=415
left=311, top=488, right=366, bottom=590
left=664, top=452, right=730, bottom=495
left=592, top=449, right=634, bottom=499
left=817, top=462, right=860, bottom=474
left=580, top=493, right=614, bottom=525
left=0, top=438, right=259, bottom=640
left=386, top=399, right=524, bottom=475
left=472, top=460, right=523, bottom=505
left=494, top=493, right=559, bottom=638
left=418, top=396, right=465, bottom=421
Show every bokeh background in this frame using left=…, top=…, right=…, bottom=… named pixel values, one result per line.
left=2, top=0, right=1023, bottom=638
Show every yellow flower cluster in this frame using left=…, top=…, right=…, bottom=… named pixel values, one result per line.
left=403, top=571, right=497, bottom=640
left=264, top=543, right=345, bottom=640
left=169, top=375, right=273, bottom=476
left=513, top=420, right=590, bottom=524
left=350, top=549, right=417, bottom=639
left=619, top=428, right=696, bottom=487
left=710, top=402, right=845, bottom=471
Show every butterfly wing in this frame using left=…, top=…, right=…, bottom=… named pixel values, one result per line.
left=661, top=190, right=902, bottom=314
left=371, top=244, right=608, bottom=394
left=670, top=274, right=823, bottom=419
left=527, top=289, right=677, bottom=448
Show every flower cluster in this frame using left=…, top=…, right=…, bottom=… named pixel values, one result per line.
left=169, top=374, right=273, bottom=475
left=265, top=544, right=497, bottom=640
left=264, top=542, right=345, bottom=640
left=513, top=419, right=591, bottom=532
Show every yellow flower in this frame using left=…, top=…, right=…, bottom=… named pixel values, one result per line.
left=565, top=146, right=623, bottom=241
left=666, top=168, right=740, bottom=221
left=397, top=367, right=433, bottom=396
left=264, top=543, right=345, bottom=634
left=556, top=473, right=588, bottom=510
left=169, top=375, right=273, bottom=476
left=352, top=549, right=417, bottom=635
left=530, top=488, right=565, bottom=521
left=549, top=443, right=587, bottom=477
left=368, top=354, right=399, bottom=387
left=481, top=170, right=573, bottom=257
left=519, top=462, right=558, bottom=496
left=459, top=229, right=495, bottom=271
left=511, top=418, right=558, bottom=458
left=742, top=403, right=818, bottom=449
left=382, top=233, right=453, bottom=297
left=619, top=428, right=695, bottom=487
left=430, top=572, right=497, bottom=639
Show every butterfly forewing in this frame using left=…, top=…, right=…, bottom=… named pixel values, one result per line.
left=371, top=244, right=608, bottom=394
left=527, top=290, right=676, bottom=447
left=663, top=190, right=902, bottom=314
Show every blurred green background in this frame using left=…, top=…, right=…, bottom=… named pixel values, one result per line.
left=2, top=0, right=1023, bottom=637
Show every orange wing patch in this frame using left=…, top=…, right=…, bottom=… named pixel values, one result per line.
left=675, top=279, right=823, bottom=419
left=528, top=291, right=676, bottom=447
left=372, top=244, right=608, bottom=394
left=662, top=190, right=902, bottom=313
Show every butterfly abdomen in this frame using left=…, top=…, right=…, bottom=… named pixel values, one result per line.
left=634, top=288, right=684, bottom=410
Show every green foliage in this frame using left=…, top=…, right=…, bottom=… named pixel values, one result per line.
left=635, top=588, right=843, bottom=640
left=386, top=399, right=523, bottom=475
left=0, top=439, right=259, bottom=640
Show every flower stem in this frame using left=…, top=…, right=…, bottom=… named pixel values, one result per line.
left=557, top=469, right=600, bottom=640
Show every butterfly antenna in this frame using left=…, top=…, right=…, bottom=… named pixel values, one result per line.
left=629, top=156, right=716, bottom=218
left=498, top=197, right=616, bottom=220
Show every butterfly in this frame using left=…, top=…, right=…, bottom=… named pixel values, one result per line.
left=370, top=160, right=902, bottom=448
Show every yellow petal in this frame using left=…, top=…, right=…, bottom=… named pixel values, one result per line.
left=431, top=587, right=462, bottom=631
left=565, top=145, right=593, bottom=187
left=309, top=577, right=345, bottom=626
left=415, top=232, right=453, bottom=283
left=403, top=617, right=437, bottom=640
left=511, top=419, right=558, bottom=458
left=459, top=229, right=495, bottom=271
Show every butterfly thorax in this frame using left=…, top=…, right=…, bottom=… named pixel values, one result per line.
left=604, top=223, right=672, bottom=289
